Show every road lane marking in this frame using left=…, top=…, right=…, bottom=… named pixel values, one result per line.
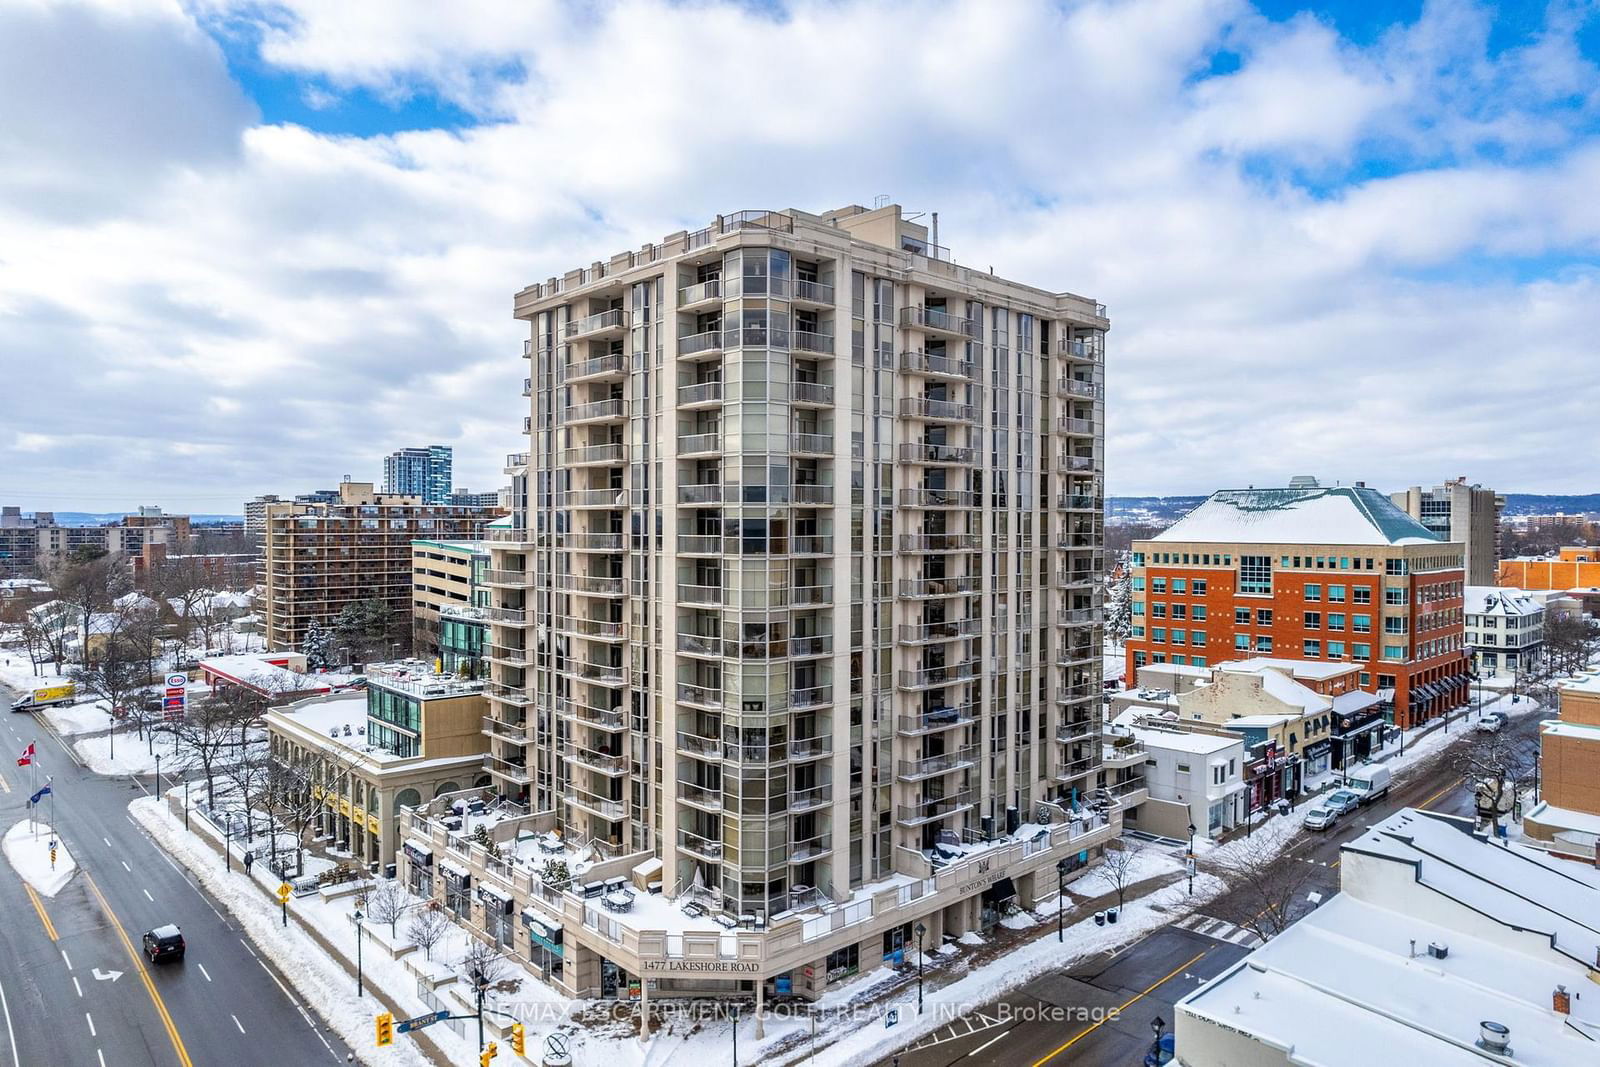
left=0, top=975, right=19, bottom=1067
left=120, top=861, right=131, bottom=872
left=239, top=938, right=257, bottom=958
left=231, top=1014, right=245, bottom=1034
left=968, top=1027, right=1011, bottom=1057
left=103, top=838, right=111, bottom=848
left=0, top=772, right=9, bottom=794
left=85, top=1013, right=95, bottom=1038
left=60, top=950, right=72, bottom=970
left=197, top=963, right=211, bottom=982
left=97, top=1051, right=105, bottom=1067
left=72, top=978, right=82, bottom=998
left=82, top=871, right=194, bottom=1067
left=143, top=890, right=153, bottom=901
left=23, top=885, right=57, bottom=941
left=1031, top=950, right=1208, bottom=1067
left=1419, top=775, right=1463, bottom=811
left=265, top=967, right=294, bottom=1001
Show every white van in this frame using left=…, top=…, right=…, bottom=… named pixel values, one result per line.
left=1344, top=763, right=1391, bottom=804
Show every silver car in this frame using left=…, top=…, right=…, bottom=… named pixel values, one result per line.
left=1325, top=789, right=1362, bottom=816
left=1302, top=806, right=1339, bottom=831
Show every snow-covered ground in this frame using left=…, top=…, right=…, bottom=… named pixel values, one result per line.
left=75, top=731, right=183, bottom=775
left=4, top=819, right=76, bottom=896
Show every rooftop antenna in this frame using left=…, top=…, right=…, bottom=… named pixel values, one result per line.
left=932, top=211, right=939, bottom=250
left=873, top=194, right=890, bottom=209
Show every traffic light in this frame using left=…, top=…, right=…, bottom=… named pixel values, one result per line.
left=375, top=1012, right=393, bottom=1047
left=479, top=1041, right=498, bottom=1066
left=510, top=1023, right=525, bottom=1056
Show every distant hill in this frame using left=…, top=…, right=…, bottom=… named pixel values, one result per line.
left=1110, top=493, right=1600, bottom=526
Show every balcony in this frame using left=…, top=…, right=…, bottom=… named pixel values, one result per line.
left=899, top=350, right=977, bottom=382
left=676, top=631, right=724, bottom=659
left=567, top=352, right=627, bottom=384
left=487, top=644, right=528, bottom=666
left=790, top=585, right=833, bottom=607
left=564, top=308, right=628, bottom=341
left=896, top=703, right=979, bottom=739
left=899, top=488, right=975, bottom=509
left=790, top=735, right=832, bottom=761
left=561, top=700, right=625, bottom=732
left=901, top=306, right=980, bottom=340
left=676, top=731, right=723, bottom=761
left=898, top=659, right=980, bottom=692
left=789, top=833, right=833, bottom=864
left=898, top=617, right=980, bottom=645
left=1056, top=719, right=1098, bottom=745
left=676, top=829, right=724, bottom=862
left=1102, top=740, right=1148, bottom=768
left=487, top=606, right=528, bottom=625
left=569, top=747, right=627, bottom=777
left=677, top=279, right=722, bottom=311
left=559, top=532, right=624, bottom=553
left=791, top=330, right=835, bottom=356
left=898, top=575, right=980, bottom=599
left=1058, top=643, right=1097, bottom=667
left=677, top=583, right=724, bottom=607
left=483, top=567, right=527, bottom=587
left=898, top=442, right=974, bottom=465
left=792, top=535, right=834, bottom=555
left=792, top=279, right=834, bottom=306
left=790, top=432, right=833, bottom=456
left=521, top=376, right=532, bottom=397
left=504, top=451, right=529, bottom=473
left=678, top=433, right=720, bottom=457
left=677, top=681, right=723, bottom=711
left=481, top=715, right=528, bottom=742
left=1057, top=337, right=1102, bottom=362
left=485, top=754, right=532, bottom=785
left=678, top=381, right=724, bottom=409
left=1059, top=608, right=1097, bottom=628
left=1056, top=416, right=1096, bottom=437
left=1057, top=493, right=1103, bottom=512
left=676, top=781, right=723, bottom=813
left=484, top=527, right=535, bottom=545
left=566, top=789, right=625, bottom=821
left=556, top=573, right=625, bottom=596
left=789, top=785, right=832, bottom=813
left=792, top=485, right=833, bottom=507
left=563, top=398, right=626, bottom=425
left=1054, top=758, right=1096, bottom=782
left=678, top=330, right=724, bottom=360
left=488, top=682, right=534, bottom=707
left=1057, top=378, right=1101, bottom=400
left=791, top=381, right=834, bottom=407
left=790, top=634, right=833, bottom=658
left=676, top=534, right=722, bottom=556
left=898, top=397, right=976, bottom=423
left=898, top=532, right=979, bottom=553
left=791, top=685, right=832, bottom=710
left=561, top=442, right=626, bottom=467
left=1059, top=569, right=1097, bottom=589
left=678, top=483, right=723, bottom=505
left=896, top=792, right=976, bottom=826
left=897, top=746, right=980, bottom=782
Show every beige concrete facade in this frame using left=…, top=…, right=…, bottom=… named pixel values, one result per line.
left=448, top=204, right=1117, bottom=1004
left=261, top=481, right=498, bottom=652
left=1390, top=479, right=1504, bottom=586
left=410, top=538, right=488, bottom=660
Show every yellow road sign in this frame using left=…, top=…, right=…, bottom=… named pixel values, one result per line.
left=277, top=882, right=292, bottom=903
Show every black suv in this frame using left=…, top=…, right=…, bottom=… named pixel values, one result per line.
left=143, top=924, right=185, bottom=963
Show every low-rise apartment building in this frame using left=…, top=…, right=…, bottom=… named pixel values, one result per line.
left=1125, top=482, right=1470, bottom=729
left=268, top=660, right=490, bottom=870
left=1108, top=718, right=1244, bottom=840
left=261, top=480, right=499, bottom=652
left=1464, top=585, right=1543, bottom=679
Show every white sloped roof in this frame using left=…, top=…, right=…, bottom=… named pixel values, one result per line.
left=1155, top=486, right=1443, bottom=547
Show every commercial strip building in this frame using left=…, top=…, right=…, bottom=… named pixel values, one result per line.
left=267, top=660, right=490, bottom=871
left=410, top=538, right=491, bottom=672
left=1464, top=585, right=1544, bottom=680
left=383, top=445, right=454, bottom=505
left=260, top=480, right=499, bottom=652
left=1176, top=807, right=1600, bottom=1065
left=1106, top=718, right=1243, bottom=840
left=401, top=203, right=1118, bottom=1004
left=1523, top=672, right=1600, bottom=862
left=1390, top=479, right=1504, bottom=585
left=1124, top=482, right=1471, bottom=729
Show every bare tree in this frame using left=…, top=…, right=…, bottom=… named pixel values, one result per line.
left=1092, top=838, right=1145, bottom=910
left=1454, top=730, right=1538, bottom=832
left=460, top=936, right=521, bottom=996
left=24, top=601, right=74, bottom=674
left=45, top=552, right=132, bottom=660
left=1198, top=826, right=1321, bottom=943
left=227, top=751, right=273, bottom=841
left=406, top=901, right=451, bottom=960
left=172, top=697, right=236, bottom=808
left=366, top=878, right=409, bottom=937
left=260, top=751, right=323, bottom=865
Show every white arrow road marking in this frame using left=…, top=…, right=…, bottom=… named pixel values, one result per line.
left=91, top=969, right=122, bottom=983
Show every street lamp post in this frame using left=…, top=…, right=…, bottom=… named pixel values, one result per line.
left=1151, top=1015, right=1167, bottom=1058
left=353, top=908, right=364, bottom=997
left=154, top=753, right=161, bottom=800
left=1186, top=824, right=1196, bottom=896
left=225, top=821, right=232, bottom=872
left=470, top=964, right=487, bottom=1054
left=914, top=921, right=927, bottom=1014
left=1056, top=858, right=1071, bottom=942
left=183, top=775, right=190, bottom=832
left=730, top=1003, right=740, bottom=1066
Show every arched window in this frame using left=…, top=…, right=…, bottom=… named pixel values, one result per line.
left=395, top=788, right=421, bottom=812
left=435, top=782, right=460, bottom=798
left=473, top=774, right=492, bottom=788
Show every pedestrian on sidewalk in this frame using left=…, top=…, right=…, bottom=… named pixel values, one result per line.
left=244, top=850, right=254, bottom=875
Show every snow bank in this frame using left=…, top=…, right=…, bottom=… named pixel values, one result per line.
left=75, top=733, right=174, bottom=775
left=4, top=819, right=75, bottom=896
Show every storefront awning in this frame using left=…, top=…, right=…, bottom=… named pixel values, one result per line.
left=402, top=842, right=433, bottom=866
left=439, top=860, right=471, bottom=883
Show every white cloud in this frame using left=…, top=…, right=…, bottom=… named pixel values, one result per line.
left=0, top=0, right=1596, bottom=511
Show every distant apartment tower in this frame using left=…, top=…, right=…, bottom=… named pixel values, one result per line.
left=448, top=488, right=505, bottom=509
left=244, top=494, right=282, bottom=538
left=1125, top=483, right=1470, bottom=729
left=1390, top=479, right=1504, bottom=585
left=261, top=481, right=497, bottom=652
left=415, top=204, right=1117, bottom=1002
left=383, top=445, right=453, bottom=504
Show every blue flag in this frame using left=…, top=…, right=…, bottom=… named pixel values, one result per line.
left=28, top=784, right=50, bottom=805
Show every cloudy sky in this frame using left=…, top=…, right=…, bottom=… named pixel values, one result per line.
left=1, top=0, right=1597, bottom=512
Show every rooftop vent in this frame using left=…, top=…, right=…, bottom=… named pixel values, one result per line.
left=1475, top=1021, right=1511, bottom=1056
left=1428, top=941, right=1449, bottom=959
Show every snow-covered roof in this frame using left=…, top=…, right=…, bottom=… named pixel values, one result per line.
left=1465, top=585, right=1542, bottom=617
left=1524, top=801, right=1600, bottom=837
left=1154, top=486, right=1443, bottom=547
left=1222, top=713, right=1298, bottom=728
left=1557, top=671, right=1600, bottom=696
left=1331, top=689, right=1383, bottom=715
left=1181, top=893, right=1600, bottom=1065
left=1127, top=725, right=1241, bottom=755
left=1219, top=656, right=1357, bottom=681
left=202, top=654, right=326, bottom=696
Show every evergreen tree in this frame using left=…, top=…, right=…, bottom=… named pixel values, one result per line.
left=301, top=619, right=332, bottom=669
left=1106, top=554, right=1133, bottom=647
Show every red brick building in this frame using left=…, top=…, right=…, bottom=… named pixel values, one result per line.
left=1125, top=484, right=1469, bottom=729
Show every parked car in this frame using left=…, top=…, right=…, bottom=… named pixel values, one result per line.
left=1344, top=763, right=1392, bottom=804
left=1477, top=711, right=1508, bottom=733
left=142, top=924, right=185, bottom=963
left=1303, top=806, right=1340, bottom=831
left=1325, top=789, right=1362, bottom=816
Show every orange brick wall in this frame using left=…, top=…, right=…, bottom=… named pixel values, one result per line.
left=1498, top=557, right=1600, bottom=591
left=1542, top=733, right=1600, bottom=816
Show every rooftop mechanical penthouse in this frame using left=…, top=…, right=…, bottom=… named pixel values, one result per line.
left=401, top=204, right=1119, bottom=1006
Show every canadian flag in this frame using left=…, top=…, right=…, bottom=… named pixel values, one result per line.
left=17, top=742, right=34, bottom=767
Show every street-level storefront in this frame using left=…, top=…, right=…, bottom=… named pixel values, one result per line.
left=1332, top=707, right=1386, bottom=769
left=1301, top=738, right=1332, bottom=779
left=479, top=884, right=516, bottom=949
left=403, top=841, right=434, bottom=898
left=522, top=910, right=564, bottom=983
left=441, top=860, right=472, bottom=918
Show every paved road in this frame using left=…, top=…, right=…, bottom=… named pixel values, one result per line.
left=0, top=686, right=354, bottom=1067
left=878, top=698, right=1546, bottom=1067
